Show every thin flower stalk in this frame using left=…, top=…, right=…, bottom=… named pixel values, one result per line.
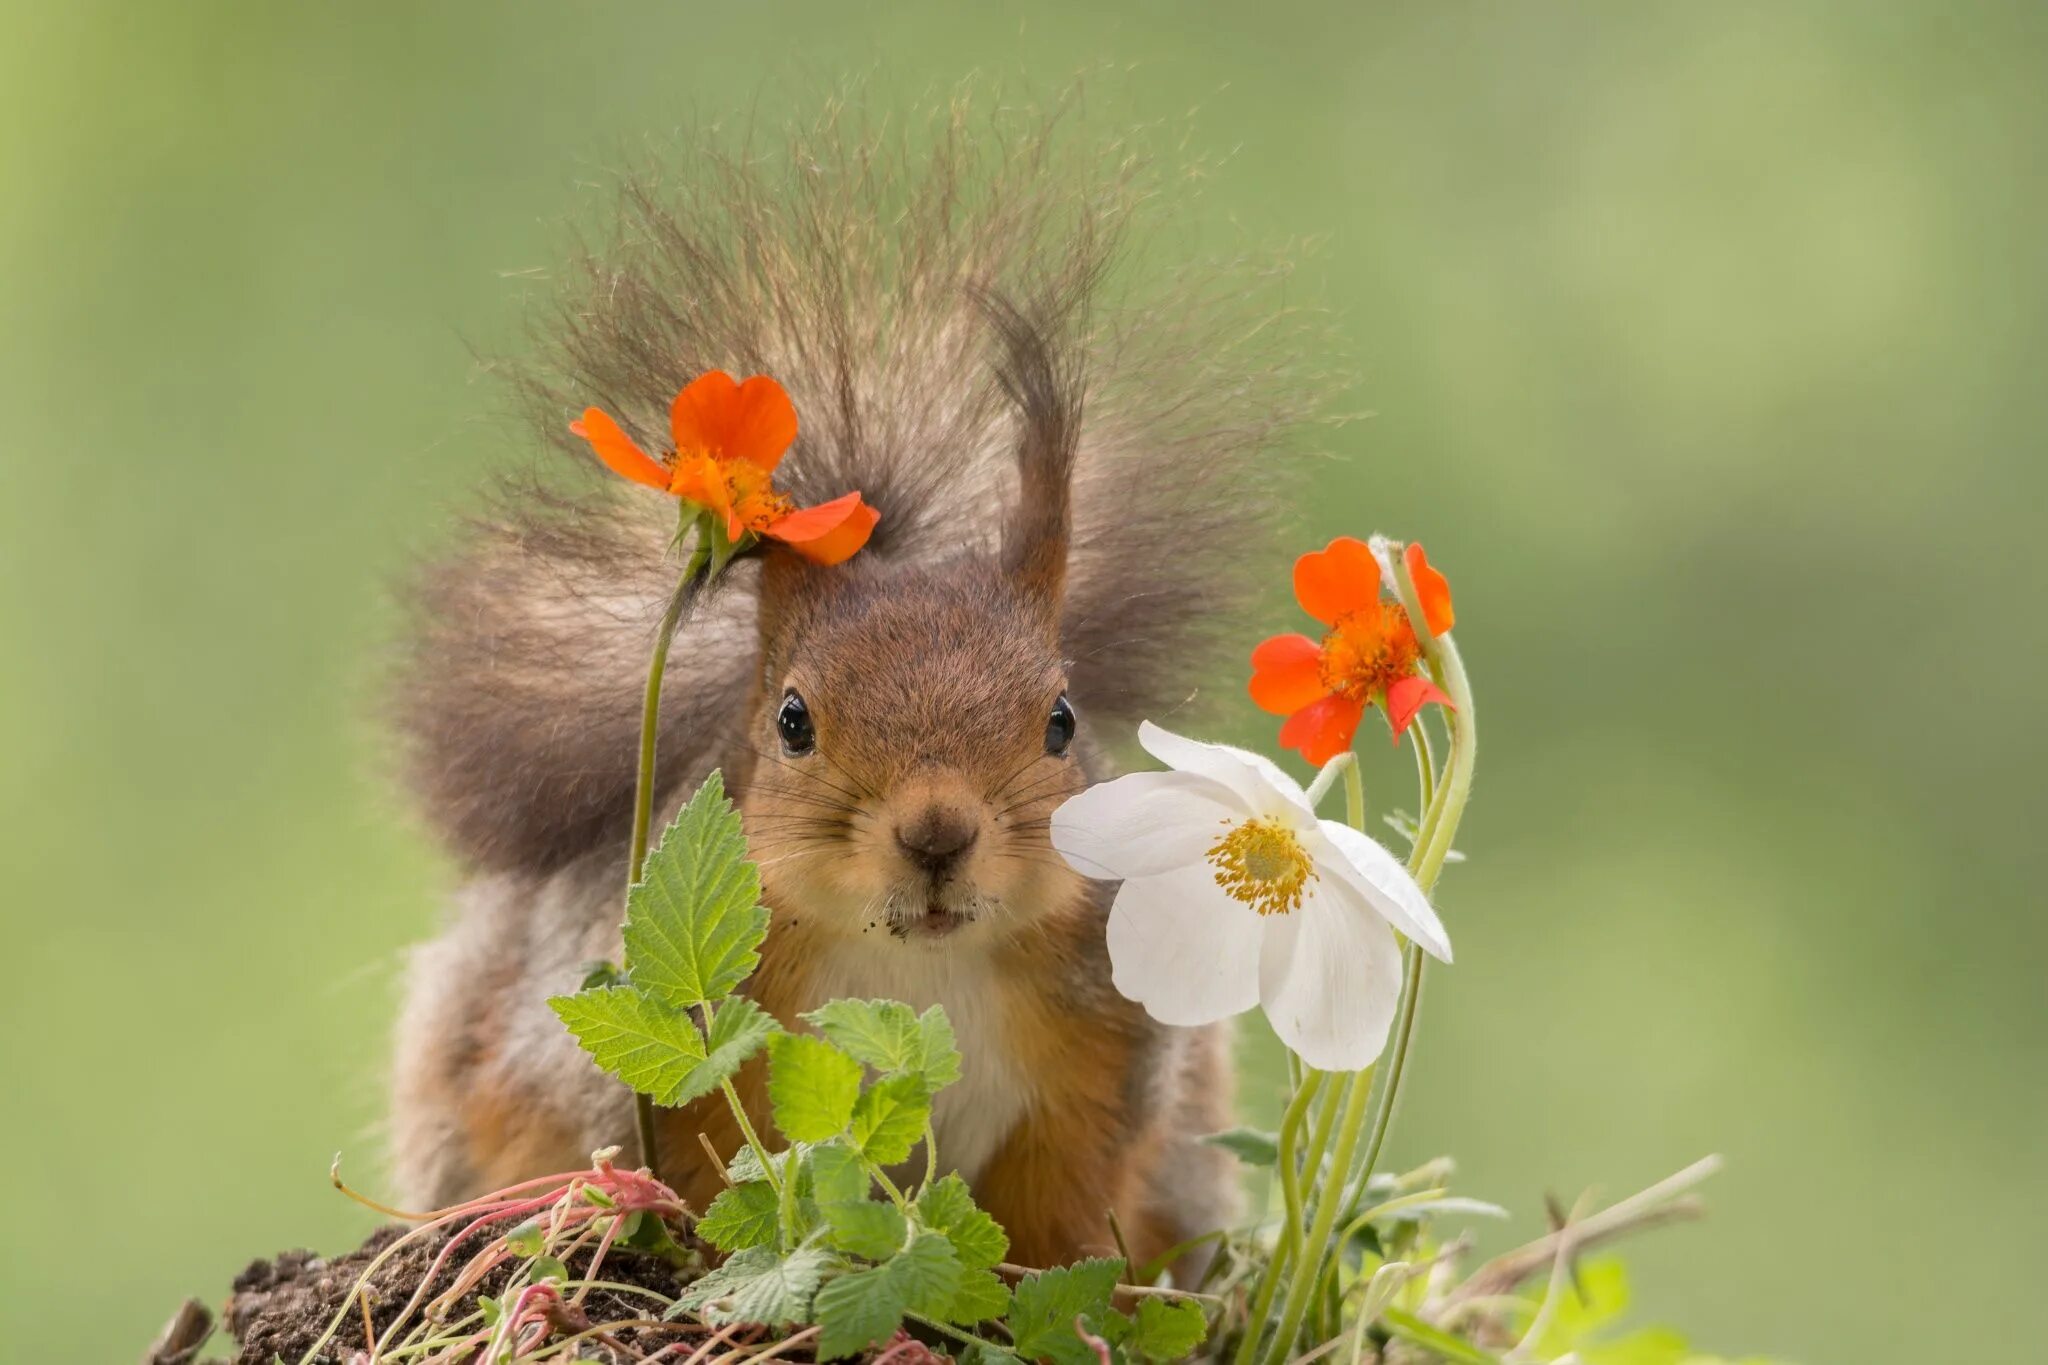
left=1244, top=539, right=1477, bottom=1365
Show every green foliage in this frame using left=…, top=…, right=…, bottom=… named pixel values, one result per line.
left=917, top=1174, right=1009, bottom=1271
left=1130, top=1299, right=1209, bottom=1362
left=545, top=774, right=1189, bottom=1363
left=548, top=772, right=781, bottom=1106
left=623, top=771, right=770, bottom=1009
left=1008, top=1258, right=1127, bottom=1365
left=678, top=1244, right=833, bottom=1328
left=820, top=1194, right=909, bottom=1259
left=1202, top=1127, right=1281, bottom=1168
left=849, top=1073, right=933, bottom=1165
left=697, top=1180, right=780, bottom=1253
left=804, top=998, right=962, bottom=1087
left=769, top=1031, right=865, bottom=1142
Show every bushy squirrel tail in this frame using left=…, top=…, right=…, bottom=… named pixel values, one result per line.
left=394, top=97, right=1336, bottom=877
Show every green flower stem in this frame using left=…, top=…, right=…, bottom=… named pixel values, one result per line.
left=1243, top=544, right=1480, bottom=1365
left=1304, top=751, right=1356, bottom=808
left=622, top=523, right=715, bottom=1189
left=1251, top=1064, right=1376, bottom=1365
left=1231, top=1068, right=1323, bottom=1365
left=1347, top=549, right=1479, bottom=1205
left=1236, top=736, right=1377, bottom=1365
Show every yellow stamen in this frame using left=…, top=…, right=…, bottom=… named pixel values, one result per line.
left=1207, top=818, right=1316, bottom=917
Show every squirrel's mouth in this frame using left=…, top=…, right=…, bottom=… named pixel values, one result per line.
left=905, top=903, right=966, bottom=939
left=884, top=886, right=981, bottom=941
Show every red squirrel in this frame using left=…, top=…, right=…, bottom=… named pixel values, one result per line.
left=388, top=107, right=1323, bottom=1272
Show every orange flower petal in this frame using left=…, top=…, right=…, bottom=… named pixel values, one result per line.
left=1384, top=674, right=1453, bottom=740
left=670, top=370, right=798, bottom=472
left=766, top=492, right=879, bottom=566
left=1249, top=634, right=1329, bottom=716
left=1277, top=694, right=1364, bottom=766
left=1405, top=542, right=1455, bottom=637
left=666, top=451, right=735, bottom=531
left=570, top=408, right=670, bottom=491
left=1293, top=536, right=1385, bottom=627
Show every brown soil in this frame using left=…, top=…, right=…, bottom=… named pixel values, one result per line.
left=224, top=1217, right=699, bottom=1365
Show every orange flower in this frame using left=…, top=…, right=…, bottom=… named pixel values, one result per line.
left=569, top=371, right=878, bottom=566
left=1249, top=536, right=1456, bottom=764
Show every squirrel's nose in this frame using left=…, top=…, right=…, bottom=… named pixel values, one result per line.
left=895, top=807, right=980, bottom=875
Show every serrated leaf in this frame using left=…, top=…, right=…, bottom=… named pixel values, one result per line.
left=697, top=1180, right=780, bottom=1253
left=1201, top=1127, right=1280, bottom=1168
left=1130, top=1298, right=1207, bottom=1361
left=814, top=1263, right=909, bottom=1360
left=806, top=1141, right=870, bottom=1206
left=802, top=1000, right=960, bottom=1087
left=916, top=1174, right=1008, bottom=1271
left=727, top=1143, right=792, bottom=1186
left=943, top=1268, right=1012, bottom=1325
left=914, top=1006, right=962, bottom=1089
left=849, top=1073, right=932, bottom=1165
left=678, top=1244, right=831, bottom=1328
left=822, top=1196, right=908, bottom=1260
left=623, top=772, right=770, bottom=1009
left=548, top=987, right=707, bottom=1103
left=686, top=996, right=781, bottom=1104
left=768, top=1033, right=864, bottom=1142
left=891, top=1228, right=963, bottom=1316
left=1009, top=1259, right=1127, bottom=1365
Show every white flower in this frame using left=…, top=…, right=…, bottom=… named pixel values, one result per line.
left=1051, top=721, right=1452, bottom=1071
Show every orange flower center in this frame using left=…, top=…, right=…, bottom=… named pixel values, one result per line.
left=1207, top=818, right=1316, bottom=917
left=667, top=450, right=795, bottom=534
left=720, top=458, right=795, bottom=533
left=1318, top=600, right=1423, bottom=703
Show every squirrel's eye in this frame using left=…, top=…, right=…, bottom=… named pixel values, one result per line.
left=1045, top=693, right=1076, bottom=756
left=777, top=691, right=816, bottom=756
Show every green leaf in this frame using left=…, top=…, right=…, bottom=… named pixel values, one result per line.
left=802, top=999, right=961, bottom=1087
left=768, top=1033, right=864, bottom=1142
left=916, top=1174, right=1008, bottom=1271
left=822, top=1196, right=909, bottom=1260
left=503, top=1220, right=545, bottom=1257
left=623, top=772, right=769, bottom=1010
left=1201, top=1127, right=1280, bottom=1168
left=806, top=1141, right=870, bottom=1206
left=1380, top=1308, right=1502, bottom=1365
left=547, top=987, right=707, bottom=1104
left=726, top=1143, right=792, bottom=1187
left=812, top=1228, right=964, bottom=1356
left=891, top=1228, right=964, bottom=1317
left=678, top=1244, right=831, bottom=1328
left=697, top=1180, right=780, bottom=1253
left=1129, top=1298, right=1207, bottom=1362
left=688, top=996, right=781, bottom=1104
left=1009, top=1259, right=1126, bottom=1365
left=943, top=1268, right=1012, bottom=1325
left=915, top=1006, right=963, bottom=1089
left=814, top=1263, right=909, bottom=1360
left=849, top=1074, right=932, bottom=1165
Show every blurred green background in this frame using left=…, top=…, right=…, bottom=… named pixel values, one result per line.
left=5, top=2, right=2044, bottom=1360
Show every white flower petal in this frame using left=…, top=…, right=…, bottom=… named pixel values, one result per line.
left=1137, top=720, right=1315, bottom=823
left=1106, top=863, right=1263, bottom=1027
left=1312, top=821, right=1453, bottom=963
left=1257, top=877, right=1405, bottom=1071
left=1051, top=771, right=1242, bottom=880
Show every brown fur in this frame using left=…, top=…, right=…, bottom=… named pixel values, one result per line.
left=389, top=94, right=1325, bottom=1270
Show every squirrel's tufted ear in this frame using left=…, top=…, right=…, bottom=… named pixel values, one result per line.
left=977, top=287, right=1084, bottom=610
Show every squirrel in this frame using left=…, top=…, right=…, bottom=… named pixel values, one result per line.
left=386, top=106, right=1323, bottom=1273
